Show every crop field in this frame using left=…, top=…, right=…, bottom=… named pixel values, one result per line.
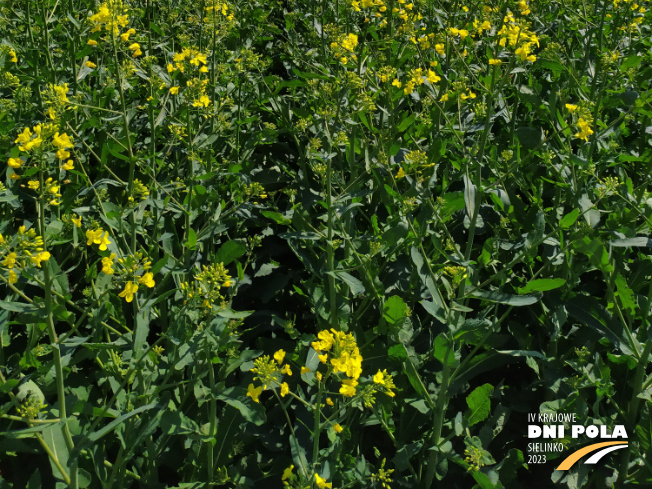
left=0, top=0, right=651, bottom=487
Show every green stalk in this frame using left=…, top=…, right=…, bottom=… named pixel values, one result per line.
left=38, top=174, right=78, bottom=489
left=111, top=32, right=138, bottom=256
left=326, top=144, right=338, bottom=329
left=206, top=341, right=217, bottom=485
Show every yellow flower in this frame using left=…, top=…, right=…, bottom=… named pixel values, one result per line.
left=120, top=28, right=136, bottom=42
left=314, top=474, right=332, bottom=489
left=316, top=371, right=322, bottom=381
left=318, top=353, right=328, bottom=363
left=575, top=117, right=594, bottom=141
left=170, top=86, right=179, bottom=95
left=565, top=104, right=578, bottom=113
left=8, top=270, right=18, bottom=283
left=86, top=229, right=111, bottom=250
left=87, top=39, right=98, bottom=46
left=15, top=127, right=32, bottom=145
left=426, top=70, right=441, bottom=84
left=340, top=378, right=358, bottom=397
left=52, top=132, right=74, bottom=150
left=274, top=349, right=286, bottom=364
left=30, top=251, right=51, bottom=268
left=62, top=160, right=74, bottom=171
left=7, top=158, right=22, bottom=169
left=199, top=66, right=208, bottom=73
left=246, top=383, right=262, bottom=403
left=301, top=366, right=310, bottom=374
left=189, top=52, right=207, bottom=66
left=56, top=149, right=71, bottom=160
left=138, top=272, right=155, bottom=288
left=373, top=370, right=385, bottom=384
left=282, top=465, right=294, bottom=481
left=280, top=382, right=289, bottom=397
left=396, top=167, right=406, bottom=179
left=440, top=92, right=449, bottom=102
left=192, top=95, right=210, bottom=108
left=71, top=215, right=82, bottom=228
left=392, top=78, right=402, bottom=88
left=326, top=397, right=334, bottom=406
left=488, top=58, right=502, bottom=65
left=101, top=254, right=116, bottom=274
left=311, top=330, right=334, bottom=352
left=118, top=281, right=139, bottom=302
left=333, top=423, right=343, bottom=433
left=129, top=43, right=142, bottom=57
left=2, top=252, right=17, bottom=269
left=27, top=180, right=40, bottom=191
left=85, top=61, right=97, bottom=69
left=9, top=49, right=17, bottom=63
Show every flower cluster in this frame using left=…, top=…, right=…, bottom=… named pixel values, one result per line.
left=89, top=0, right=129, bottom=37
left=311, top=329, right=363, bottom=396
left=0, top=226, right=51, bottom=284
left=10, top=123, right=75, bottom=171
left=330, top=32, right=358, bottom=65
left=43, top=83, right=73, bottom=120
left=89, top=0, right=140, bottom=55
left=99, top=252, right=155, bottom=303
left=180, top=262, right=232, bottom=311
left=247, top=349, right=292, bottom=402
left=496, top=12, right=539, bottom=63
left=566, top=104, right=595, bottom=142
left=86, top=228, right=112, bottom=251
left=167, top=47, right=209, bottom=74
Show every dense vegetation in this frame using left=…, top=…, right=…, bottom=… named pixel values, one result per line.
left=1, top=0, right=651, bottom=487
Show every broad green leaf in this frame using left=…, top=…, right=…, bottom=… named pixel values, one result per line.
left=610, top=237, right=652, bottom=248
left=383, top=296, right=407, bottom=327
left=470, top=289, right=540, bottom=306
left=433, top=334, right=459, bottom=367
left=518, top=278, right=566, bottom=294
left=515, top=126, right=543, bottom=149
left=572, top=237, right=613, bottom=272
left=465, top=383, right=494, bottom=426
left=217, top=388, right=266, bottom=426
left=261, top=210, right=292, bottom=225
left=0, top=300, right=40, bottom=314
left=215, top=240, right=246, bottom=265
left=327, top=271, right=365, bottom=296
left=559, top=208, right=580, bottom=229
left=397, top=112, right=416, bottom=132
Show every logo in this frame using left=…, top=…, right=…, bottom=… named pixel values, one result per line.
left=526, top=412, right=628, bottom=471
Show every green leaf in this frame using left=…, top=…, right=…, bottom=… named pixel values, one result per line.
left=215, top=240, right=246, bottom=265
left=470, top=290, right=540, bottom=306
left=381, top=296, right=407, bottom=334
left=610, top=237, right=652, bottom=248
left=42, top=424, right=70, bottom=481
left=397, top=112, right=416, bottom=132
left=465, top=383, right=494, bottom=426
left=572, top=237, right=613, bottom=272
left=217, top=388, right=266, bottom=426
left=518, top=278, right=566, bottom=294
left=614, top=274, right=636, bottom=315
left=559, top=208, right=580, bottom=229
left=0, top=300, right=40, bottom=314
left=261, top=210, right=292, bottom=225
left=621, top=55, right=642, bottom=71
left=327, top=271, right=365, bottom=296
left=515, top=126, right=543, bottom=149
left=185, top=228, right=197, bottom=250
left=433, top=334, right=459, bottom=367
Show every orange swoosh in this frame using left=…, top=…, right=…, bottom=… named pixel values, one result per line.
left=556, top=441, right=628, bottom=470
